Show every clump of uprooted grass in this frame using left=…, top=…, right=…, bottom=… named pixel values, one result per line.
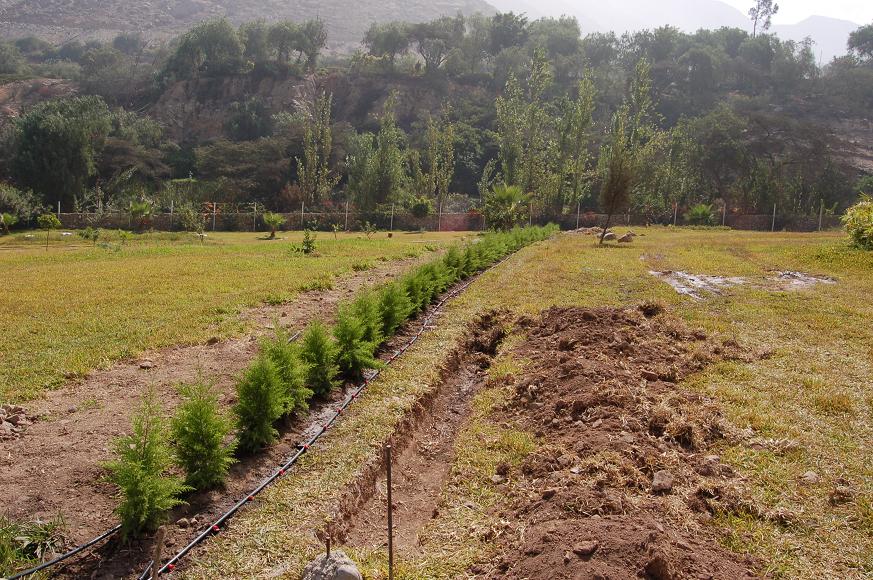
left=0, top=515, right=65, bottom=577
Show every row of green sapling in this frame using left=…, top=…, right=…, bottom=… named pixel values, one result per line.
left=105, top=225, right=558, bottom=539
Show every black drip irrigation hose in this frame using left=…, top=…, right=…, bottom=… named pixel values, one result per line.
left=5, top=524, right=122, bottom=580
left=139, top=254, right=513, bottom=578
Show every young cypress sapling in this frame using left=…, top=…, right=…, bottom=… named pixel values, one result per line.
left=234, top=356, right=284, bottom=453
left=333, top=308, right=382, bottom=380
left=105, top=390, right=189, bottom=539
left=171, top=381, right=236, bottom=490
left=378, top=282, right=412, bottom=337
left=300, top=320, right=340, bottom=397
left=261, top=328, right=312, bottom=416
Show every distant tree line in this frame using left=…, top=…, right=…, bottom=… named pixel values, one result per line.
left=0, top=13, right=871, bottom=230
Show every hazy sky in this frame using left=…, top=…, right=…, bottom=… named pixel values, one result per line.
left=721, top=0, right=872, bottom=24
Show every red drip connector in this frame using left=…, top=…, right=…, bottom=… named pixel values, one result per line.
left=167, top=563, right=176, bottom=571
left=212, top=525, right=220, bottom=532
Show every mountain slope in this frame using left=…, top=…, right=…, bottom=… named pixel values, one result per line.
left=773, top=16, right=859, bottom=64
left=0, top=0, right=495, bottom=45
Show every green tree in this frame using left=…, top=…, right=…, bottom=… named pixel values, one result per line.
left=163, top=19, right=244, bottom=80
left=171, top=381, right=236, bottom=490
left=364, top=22, right=410, bottom=68
left=849, top=23, right=873, bottom=61
left=0, top=213, right=17, bottom=235
left=13, top=96, right=111, bottom=209
left=104, top=391, right=188, bottom=539
left=37, top=213, right=61, bottom=249
left=297, top=91, right=339, bottom=206
left=350, top=95, right=407, bottom=209
left=262, top=212, right=285, bottom=239
left=485, top=183, right=527, bottom=231
left=234, top=356, right=284, bottom=453
left=749, top=0, right=779, bottom=37
left=598, top=107, right=636, bottom=244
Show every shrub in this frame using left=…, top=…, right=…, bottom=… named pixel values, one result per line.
left=261, top=329, right=312, bottom=416
left=333, top=308, right=382, bottom=380
left=485, top=183, right=527, bottom=231
left=843, top=195, right=873, bottom=250
left=104, top=390, right=189, bottom=539
left=0, top=212, right=17, bottom=235
left=171, top=381, right=236, bottom=490
left=351, top=291, right=384, bottom=346
left=129, top=200, right=153, bottom=231
left=300, top=320, right=339, bottom=397
left=177, top=203, right=205, bottom=235
left=301, top=229, right=317, bottom=254
left=262, top=212, right=285, bottom=239
left=684, top=203, right=716, bottom=226
left=403, top=270, right=428, bottom=313
left=233, top=356, right=284, bottom=453
left=377, top=282, right=412, bottom=337
left=409, top=196, right=433, bottom=219
left=77, top=226, right=100, bottom=245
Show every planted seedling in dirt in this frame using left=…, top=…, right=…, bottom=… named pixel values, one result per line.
left=36, top=213, right=61, bottom=249
left=104, top=390, right=189, bottom=539
left=300, top=320, right=340, bottom=397
left=332, top=223, right=342, bottom=239
left=171, top=381, right=236, bottom=491
left=234, top=356, right=285, bottom=453
left=302, top=229, right=317, bottom=254
left=262, top=212, right=285, bottom=240
left=77, top=226, right=100, bottom=245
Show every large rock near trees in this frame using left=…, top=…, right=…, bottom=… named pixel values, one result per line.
left=302, top=550, right=363, bottom=580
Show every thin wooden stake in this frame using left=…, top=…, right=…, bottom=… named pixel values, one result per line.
left=151, top=525, right=166, bottom=580
left=386, top=444, right=394, bottom=580
left=771, top=203, right=777, bottom=232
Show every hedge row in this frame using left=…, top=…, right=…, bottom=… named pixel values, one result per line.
left=108, top=225, right=557, bottom=537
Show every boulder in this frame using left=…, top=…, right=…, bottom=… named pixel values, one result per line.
left=602, top=232, right=617, bottom=241
left=618, top=233, right=635, bottom=243
left=302, top=550, right=362, bottom=580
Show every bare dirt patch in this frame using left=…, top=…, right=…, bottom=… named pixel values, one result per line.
left=0, top=255, right=425, bottom=578
left=651, top=270, right=836, bottom=299
left=475, top=306, right=764, bottom=579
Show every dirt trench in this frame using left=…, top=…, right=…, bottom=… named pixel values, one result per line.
left=337, top=311, right=508, bottom=554
left=0, top=255, right=429, bottom=578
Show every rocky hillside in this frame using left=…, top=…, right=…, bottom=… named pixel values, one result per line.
left=0, top=0, right=495, bottom=45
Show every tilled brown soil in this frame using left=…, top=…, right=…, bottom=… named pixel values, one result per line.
left=478, top=306, right=763, bottom=579
left=0, top=255, right=426, bottom=579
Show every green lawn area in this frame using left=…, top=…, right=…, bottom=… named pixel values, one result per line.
left=0, top=230, right=468, bottom=402
left=188, top=228, right=871, bottom=579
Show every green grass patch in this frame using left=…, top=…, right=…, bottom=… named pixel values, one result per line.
left=0, top=231, right=467, bottom=402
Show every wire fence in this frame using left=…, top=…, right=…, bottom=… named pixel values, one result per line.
left=49, top=208, right=843, bottom=233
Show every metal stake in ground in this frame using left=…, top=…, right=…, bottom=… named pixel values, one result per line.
left=386, top=444, right=394, bottom=580
left=151, top=526, right=166, bottom=580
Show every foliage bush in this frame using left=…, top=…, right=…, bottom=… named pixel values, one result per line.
left=485, top=183, right=527, bottom=231
left=300, top=320, right=339, bottom=397
left=233, top=356, right=284, bottom=453
left=262, top=212, right=285, bottom=239
left=351, top=291, right=384, bottom=346
left=333, top=307, right=382, bottom=380
left=684, top=203, right=716, bottom=226
left=843, top=195, right=873, bottom=250
left=377, top=282, right=412, bottom=337
left=77, top=226, right=100, bottom=245
left=301, top=229, right=317, bottom=254
left=105, top=391, right=189, bottom=539
left=0, top=212, right=17, bottom=235
left=0, top=516, right=64, bottom=573
left=171, top=381, right=236, bottom=490
left=261, top=329, right=312, bottom=415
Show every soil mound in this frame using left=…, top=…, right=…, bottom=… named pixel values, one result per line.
left=482, top=306, right=760, bottom=579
